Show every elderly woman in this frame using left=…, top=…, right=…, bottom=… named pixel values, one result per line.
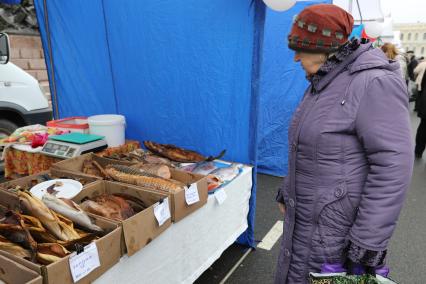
left=275, top=4, right=413, bottom=284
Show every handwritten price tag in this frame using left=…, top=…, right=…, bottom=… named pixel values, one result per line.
left=215, top=188, right=227, bottom=205
left=69, top=243, right=100, bottom=283
left=154, top=197, right=171, bottom=226
left=185, top=183, right=200, bottom=205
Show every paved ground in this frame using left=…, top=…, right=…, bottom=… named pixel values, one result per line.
left=197, top=104, right=425, bottom=284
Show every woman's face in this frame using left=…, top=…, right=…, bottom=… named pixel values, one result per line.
left=294, top=52, right=327, bottom=76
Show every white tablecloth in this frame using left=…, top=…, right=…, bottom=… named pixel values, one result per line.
left=95, top=167, right=253, bottom=284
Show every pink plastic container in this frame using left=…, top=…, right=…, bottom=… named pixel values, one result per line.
left=47, top=117, right=89, bottom=133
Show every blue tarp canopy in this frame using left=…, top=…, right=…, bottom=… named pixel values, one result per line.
left=33, top=0, right=328, bottom=246
left=257, top=0, right=330, bottom=177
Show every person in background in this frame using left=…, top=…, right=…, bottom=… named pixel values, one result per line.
left=275, top=4, right=413, bottom=283
left=381, top=43, right=408, bottom=84
left=407, top=51, right=419, bottom=105
left=414, top=58, right=426, bottom=157
left=414, top=56, right=426, bottom=94
left=407, top=50, right=418, bottom=82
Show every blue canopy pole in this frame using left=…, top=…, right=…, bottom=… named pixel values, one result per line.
left=236, top=0, right=266, bottom=247
left=33, top=0, right=60, bottom=119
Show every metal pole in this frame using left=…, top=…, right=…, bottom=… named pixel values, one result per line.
left=348, top=0, right=353, bottom=14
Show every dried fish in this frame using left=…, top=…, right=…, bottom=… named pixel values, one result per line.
left=142, top=154, right=173, bottom=166
left=144, top=141, right=226, bottom=163
left=0, top=234, right=31, bottom=259
left=112, top=193, right=147, bottom=212
left=80, top=194, right=135, bottom=221
left=18, top=214, right=58, bottom=244
left=82, top=160, right=102, bottom=177
left=104, top=149, right=146, bottom=163
left=80, top=200, right=119, bottom=221
left=106, top=164, right=184, bottom=192
left=46, top=184, right=59, bottom=196
left=18, top=191, right=81, bottom=241
left=36, top=243, right=69, bottom=265
left=0, top=211, right=37, bottom=260
left=135, top=164, right=171, bottom=179
left=42, top=193, right=103, bottom=232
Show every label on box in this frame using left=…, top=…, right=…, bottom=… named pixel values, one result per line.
left=69, top=242, right=101, bottom=283
left=154, top=197, right=171, bottom=226
left=215, top=188, right=227, bottom=205
left=185, top=183, right=200, bottom=205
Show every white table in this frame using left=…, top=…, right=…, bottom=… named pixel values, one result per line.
left=95, top=167, right=253, bottom=284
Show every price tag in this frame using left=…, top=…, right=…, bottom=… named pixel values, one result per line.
left=215, top=188, right=227, bottom=205
left=69, top=243, right=100, bottom=283
left=154, top=197, right=171, bottom=226
left=185, top=183, right=200, bottom=205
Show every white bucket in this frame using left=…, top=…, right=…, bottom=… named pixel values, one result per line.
left=88, top=114, right=126, bottom=147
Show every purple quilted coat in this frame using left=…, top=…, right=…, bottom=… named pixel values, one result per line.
left=275, top=43, right=414, bottom=283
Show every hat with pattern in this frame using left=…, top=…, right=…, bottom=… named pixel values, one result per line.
left=288, top=4, right=354, bottom=53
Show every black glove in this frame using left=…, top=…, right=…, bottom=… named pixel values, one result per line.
left=344, top=258, right=376, bottom=276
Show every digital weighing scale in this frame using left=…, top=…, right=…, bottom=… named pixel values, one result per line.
left=41, top=133, right=108, bottom=159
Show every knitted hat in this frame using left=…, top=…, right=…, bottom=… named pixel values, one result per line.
left=288, top=4, right=354, bottom=53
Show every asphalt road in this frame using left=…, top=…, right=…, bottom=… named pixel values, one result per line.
left=197, top=104, right=425, bottom=284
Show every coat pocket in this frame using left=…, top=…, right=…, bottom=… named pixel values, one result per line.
left=313, top=183, right=358, bottom=261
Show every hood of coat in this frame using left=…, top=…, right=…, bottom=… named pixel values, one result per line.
left=314, top=43, right=400, bottom=92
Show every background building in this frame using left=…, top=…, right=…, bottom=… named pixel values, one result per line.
left=394, top=23, right=426, bottom=56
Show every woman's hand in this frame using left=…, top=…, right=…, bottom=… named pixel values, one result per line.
left=278, top=203, right=286, bottom=215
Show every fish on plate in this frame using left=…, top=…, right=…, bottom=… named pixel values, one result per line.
left=206, top=175, right=221, bottom=192
left=210, top=164, right=242, bottom=183
left=179, top=161, right=219, bottom=175
left=192, top=161, right=219, bottom=175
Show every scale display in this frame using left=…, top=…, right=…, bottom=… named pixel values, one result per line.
left=42, top=142, right=76, bottom=158
left=41, top=138, right=107, bottom=159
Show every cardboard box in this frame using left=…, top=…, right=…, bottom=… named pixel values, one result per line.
left=53, top=153, right=208, bottom=222
left=52, top=153, right=138, bottom=177
left=0, top=168, right=98, bottom=195
left=72, top=180, right=172, bottom=256
left=0, top=254, right=43, bottom=284
left=0, top=215, right=121, bottom=284
left=166, top=168, right=208, bottom=222
left=128, top=164, right=208, bottom=222
left=0, top=191, right=122, bottom=284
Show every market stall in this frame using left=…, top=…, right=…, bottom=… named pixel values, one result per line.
left=0, top=133, right=251, bottom=283
left=0, top=0, right=330, bottom=282
left=32, top=0, right=260, bottom=247
left=95, top=166, right=252, bottom=284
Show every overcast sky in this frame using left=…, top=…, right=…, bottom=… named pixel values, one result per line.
left=385, top=0, right=426, bottom=23
left=333, top=0, right=426, bottom=24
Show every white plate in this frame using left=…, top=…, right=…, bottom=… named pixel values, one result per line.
left=30, top=179, right=83, bottom=199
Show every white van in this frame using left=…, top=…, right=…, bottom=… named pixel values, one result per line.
left=0, top=33, right=52, bottom=169
left=0, top=33, right=52, bottom=137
